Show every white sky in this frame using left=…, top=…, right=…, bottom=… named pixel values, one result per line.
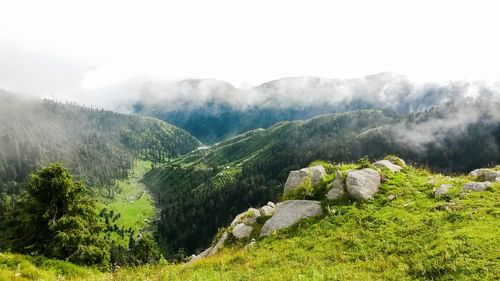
left=1, top=0, right=500, bottom=98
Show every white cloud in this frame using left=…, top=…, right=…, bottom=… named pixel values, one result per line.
left=0, top=0, right=500, bottom=101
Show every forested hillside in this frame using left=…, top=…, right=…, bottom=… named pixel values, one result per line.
left=0, top=92, right=201, bottom=195
left=142, top=100, right=500, bottom=256
left=131, top=75, right=487, bottom=143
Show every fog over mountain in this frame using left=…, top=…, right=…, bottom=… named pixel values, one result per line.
left=108, top=74, right=500, bottom=143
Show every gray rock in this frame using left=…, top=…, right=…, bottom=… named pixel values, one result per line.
left=326, top=170, right=347, bottom=200
left=209, top=231, right=228, bottom=256
left=374, top=160, right=402, bottom=172
left=259, top=205, right=275, bottom=216
left=267, top=201, right=276, bottom=208
left=469, top=168, right=491, bottom=178
left=260, top=200, right=323, bottom=237
left=190, top=231, right=229, bottom=262
left=345, top=168, right=381, bottom=200
left=462, top=182, right=491, bottom=192
left=232, top=223, right=253, bottom=239
left=387, top=194, right=397, bottom=201
left=189, top=246, right=213, bottom=263
left=435, top=184, right=452, bottom=198
left=283, top=166, right=326, bottom=196
left=244, top=239, right=256, bottom=250
left=230, top=208, right=261, bottom=227
left=484, top=171, right=500, bottom=182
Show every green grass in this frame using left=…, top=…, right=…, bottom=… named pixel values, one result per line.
left=100, top=160, right=156, bottom=244
left=0, top=253, right=104, bottom=281
left=3, top=163, right=499, bottom=280
left=112, top=164, right=500, bottom=280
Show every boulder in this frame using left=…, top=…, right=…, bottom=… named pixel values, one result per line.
left=345, top=168, right=381, bottom=200
left=484, top=171, right=500, bottom=182
left=230, top=208, right=261, bottom=227
left=462, top=182, right=491, bottom=192
left=385, top=156, right=406, bottom=167
left=469, top=168, right=491, bottom=178
left=259, top=205, right=275, bottom=216
left=326, top=170, right=347, bottom=200
left=260, top=200, right=323, bottom=237
left=189, top=246, right=212, bottom=263
left=232, top=223, right=253, bottom=239
left=283, top=166, right=326, bottom=196
left=190, top=231, right=229, bottom=262
left=209, top=231, right=228, bottom=256
left=374, top=160, right=402, bottom=172
left=434, top=184, right=452, bottom=198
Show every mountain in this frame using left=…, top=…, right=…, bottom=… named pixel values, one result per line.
left=0, top=92, right=202, bottom=195
left=130, top=74, right=488, bottom=144
left=141, top=99, right=500, bottom=256
left=2, top=159, right=499, bottom=280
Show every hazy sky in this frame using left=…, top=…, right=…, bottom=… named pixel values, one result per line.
left=1, top=0, right=500, bottom=101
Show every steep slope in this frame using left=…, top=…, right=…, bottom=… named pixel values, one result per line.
left=6, top=161, right=496, bottom=280
left=142, top=101, right=500, bottom=256
left=117, top=161, right=500, bottom=280
left=0, top=92, right=201, bottom=195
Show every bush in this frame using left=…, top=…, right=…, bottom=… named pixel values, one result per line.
left=357, top=156, right=372, bottom=169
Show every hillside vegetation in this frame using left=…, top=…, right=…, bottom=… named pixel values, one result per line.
left=0, top=93, right=201, bottom=195
left=2, top=160, right=498, bottom=280
left=142, top=101, right=500, bottom=256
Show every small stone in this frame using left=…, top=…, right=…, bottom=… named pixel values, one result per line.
left=374, top=160, right=402, bottom=172
left=387, top=194, right=396, bottom=201
left=230, top=208, right=261, bottom=227
left=434, top=184, right=452, bottom=198
left=260, top=205, right=275, bottom=216
left=244, top=239, right=256, bottom=250
left=267, top=201, right=276, bottom=208
left=232, top=223, right=253, bottom=239
left=462, top=182, right=491, bottom=192
left=326, top=170, right=347, bottom=200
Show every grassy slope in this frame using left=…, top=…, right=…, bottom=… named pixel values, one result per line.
left=2, top=163, right=498, bottom=280
left=115, top=164, right=500, bottom=280
left=99, top=160, right=156, bottom=245
left=0, top=253, right=104, bottom=281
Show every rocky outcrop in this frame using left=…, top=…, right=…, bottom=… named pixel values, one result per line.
left=462, top=182, right=491, bottom=192
left=232, top=223, right=253, bottom=239
left=230, top=208, right=261, bottom=227
left=283, top=166, right=326, bottom=197
left=260, top=205, right=275, bottom=216
left=326, top=170, right=347, bottom=200
left=469, top=168, right=491, bottom=178
left=345, top=168, right=381, bottom=200
left=374, top=160, right=402, bottom=172
left=484, top=171, right=500, bottom=182
left=260, top=200, right=323, bottom=237
left=385, top=156, right=406, bottom=167
left=190, top=231, right=229, bottom=263
left=434, top=184, right=452, bottom=198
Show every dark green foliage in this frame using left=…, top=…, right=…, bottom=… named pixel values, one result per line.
left=357, top=156, right=372, bottom=169
left=144, top=103, right=500, bottom=257
left=0, top=94, right=201, bottom=195
left=134, top=233, right=161, bottom=265
left=0, top=163, right=110, bottom=268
